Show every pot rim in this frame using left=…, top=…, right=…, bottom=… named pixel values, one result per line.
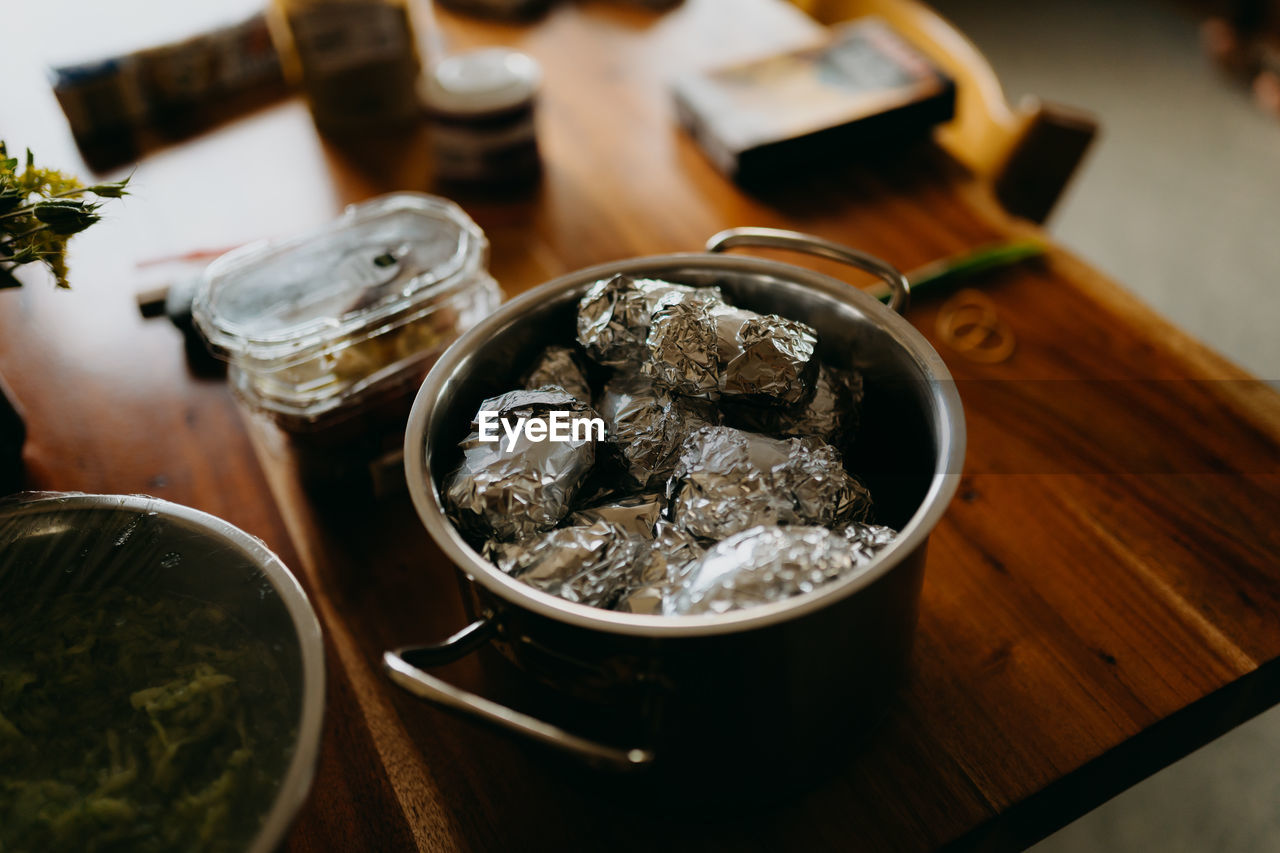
left=405, top=252, right=965, bottom=638
left=0, top=492, right=326, bottom=853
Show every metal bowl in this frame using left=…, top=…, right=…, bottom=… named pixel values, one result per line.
left=0, top=492, right=325, bottom=852
left=389, top=229, right=965, bottom=774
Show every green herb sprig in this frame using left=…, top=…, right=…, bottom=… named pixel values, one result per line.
left=0, top=141, right=128, bottom=289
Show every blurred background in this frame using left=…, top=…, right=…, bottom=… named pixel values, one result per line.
left=937, top=0, right=1280, bottom=386
left=933, top=1, right=1280, bottom=849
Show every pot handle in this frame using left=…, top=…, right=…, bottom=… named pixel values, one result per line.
left=383, top=619, right=656, bottom=771
left=705, top=227, right=911, bottom=315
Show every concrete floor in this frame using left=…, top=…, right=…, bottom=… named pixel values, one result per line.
left=939, top=0, right=1280, bottom=382
left=933, top=0, right=1280, bottom=849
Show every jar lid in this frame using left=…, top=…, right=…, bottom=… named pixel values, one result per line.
left=194, top=192, right=486, bottom=369
left=420, top=48, right=541, bottom=115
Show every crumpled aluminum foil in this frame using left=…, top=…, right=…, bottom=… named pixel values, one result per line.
left=563, top=494, right=711, bottom=614
left=723, top=363, right=863, bottom=443
left=839, top=520, right=898, bottom=556
left=595, top=373, right=719, bottom=489
left=720, top=309, right=818, bottom=404
left=669, top=425, right=872, bottom=540
left=521, top=344, right=593, bottom=404
left=485, top=519, right=644, bottom=608
left=644, top=297, right=818, bottom=405
left=567, top=492, right=665, bottom=538
left=653, top=518, right=707, bottom=568
left=450, top=276, right=894, bottom=618
left=666, top=522, right=896, bottom=615
left=444, top=388, right=599, bottom=542
left=576, top=274, right=719, bottom=368
left=642, top=296, right=721, bottom=397
left=614, top=520, right=706, bottom=615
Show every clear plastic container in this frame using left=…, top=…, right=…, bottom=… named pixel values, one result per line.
left=194, top=192, right=501, bottom=492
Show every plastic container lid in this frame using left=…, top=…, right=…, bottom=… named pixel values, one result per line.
left=195, top=192, right=486, bottom=369
left=419, top=48, right=541, bottom=115
left=194, top=192, right=501, bottom=427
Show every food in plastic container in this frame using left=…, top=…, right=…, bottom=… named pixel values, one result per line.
left=194, top=192, right=500, bottom=492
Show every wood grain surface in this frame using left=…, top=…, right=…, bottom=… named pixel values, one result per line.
left=2, top=1, right=1278, bottom=851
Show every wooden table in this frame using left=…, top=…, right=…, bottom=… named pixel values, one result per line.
left=3, top=1, right=1279, bottom=850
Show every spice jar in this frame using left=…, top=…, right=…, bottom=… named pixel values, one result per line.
left=193, top=193, right=501, bottom=494
left=421, top=48, right=542, bottom=188
left=270, top=0, right=421, bottom=132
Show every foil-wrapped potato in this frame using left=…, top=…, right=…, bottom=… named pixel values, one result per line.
left=595, top=373, right=719, bottom=489
left=722, top=363, right=863, bottom=443
left=668, top=425, right=872, bottom=540
left=644, top=295, right=818, bottom=405
left=666, top=523, right=895, bottom=615
left=576, top=274, right=718, bottom=368
left=567, top=492, right=665, bottom=537
left=521, top=344, right=593, bottom=404
left=444, top=389, right=600, bottom=542
left=486, top=519, right=645, bottom=608
left=614, top=521, right=706, bottom=615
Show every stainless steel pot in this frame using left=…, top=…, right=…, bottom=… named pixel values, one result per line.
left=386, top=228, right=965, bottom=775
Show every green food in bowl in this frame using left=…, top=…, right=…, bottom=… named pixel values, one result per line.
left=0, top=494, right=325, bottom=853
left=1, top=588, right=295, bottom=853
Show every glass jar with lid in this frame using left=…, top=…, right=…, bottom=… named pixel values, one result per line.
left=193, top=192, right=501, bottom=493
left=421, top=47, right=542, bottom=188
